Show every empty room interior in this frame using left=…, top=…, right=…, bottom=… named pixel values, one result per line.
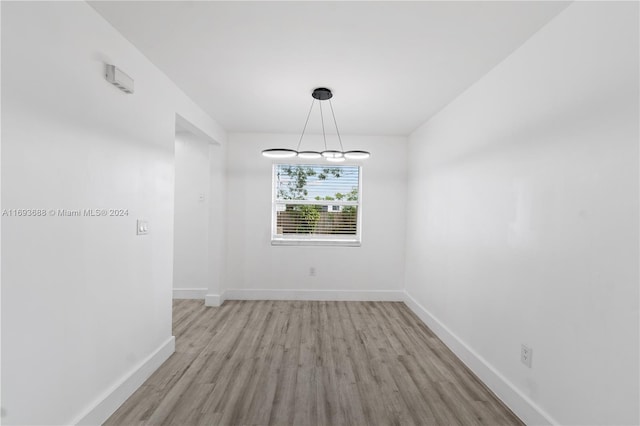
left=1, top=1, right=639, bottom=425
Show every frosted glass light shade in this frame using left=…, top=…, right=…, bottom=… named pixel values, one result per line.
left=321, top=150, right=344, bottom=159
left=297, top=151, right=322, bottom=159
left=343, top=150, right=371, bottom=160
left=326, top=156, right=346, bottom=163
left=261, top=148, right=298, bottom=158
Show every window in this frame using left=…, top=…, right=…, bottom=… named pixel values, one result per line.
left=272, top=164, right=361, bottom=246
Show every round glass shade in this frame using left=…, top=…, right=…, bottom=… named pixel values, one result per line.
left=297, top=151, right=322, bottom=159
left=326, top=156, right=346, bottom=163
left=261, top=148, right=298, bottom=158
left=343, top=150, right=371, bottom=160
left=321, top=150, right=344, bottom=159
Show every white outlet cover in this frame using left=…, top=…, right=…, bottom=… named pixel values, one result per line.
left=521, top=344, right=533, bottom=368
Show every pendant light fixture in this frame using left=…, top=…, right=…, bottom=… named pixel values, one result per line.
left=261, top=88, right=371, bottom=161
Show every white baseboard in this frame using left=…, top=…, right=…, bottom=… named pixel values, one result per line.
left=222, top=289, right=405, bottom=302
left=403, top=292, right=556, bottom=426
left=205, top=293, right=223, bottom=307
left=68, top=291, right=553, bottom=425
left=173, top=287, right=207, bottom=299
left=72, top=336, right=175, bottom=425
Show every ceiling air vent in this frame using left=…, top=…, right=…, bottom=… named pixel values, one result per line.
left=105, top=64, right=134, bottom=94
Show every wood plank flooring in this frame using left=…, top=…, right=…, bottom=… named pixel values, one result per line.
left=105, top=300, right=523, bottom=426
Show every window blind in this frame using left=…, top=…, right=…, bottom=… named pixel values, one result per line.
left=272, top=164, right=361, bottom=243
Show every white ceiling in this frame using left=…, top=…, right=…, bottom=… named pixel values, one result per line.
left=90, top=1, right=569, bottom=136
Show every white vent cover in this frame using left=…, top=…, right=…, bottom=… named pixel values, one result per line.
left=105, top=64, right=134, bottom=94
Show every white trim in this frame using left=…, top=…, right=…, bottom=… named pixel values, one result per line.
left=271, top=239, right=361, bottom=247
left=275, top=199, right=358, bottom=206
left=402, top=291, right=557, bottom=426
left=72, top=336, right=175, bottom=426
left=172, top=287, right=207, bottom=299
left=205, top=293, right=223, bottom=307
left=222, top=289, right=404, bottom=302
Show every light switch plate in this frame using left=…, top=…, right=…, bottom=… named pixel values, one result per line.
left=137, top=219, right=149, bottom=235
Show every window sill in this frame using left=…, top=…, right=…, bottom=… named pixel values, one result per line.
left=271, top=239, right=361, bottom=247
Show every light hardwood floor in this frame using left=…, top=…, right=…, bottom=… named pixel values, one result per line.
left=105, top=300, right=523, bottom=425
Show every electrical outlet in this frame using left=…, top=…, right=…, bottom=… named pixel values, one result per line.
left=521, top=344, right=532, bottom=368
left=309, top=267, right=316, bottom=277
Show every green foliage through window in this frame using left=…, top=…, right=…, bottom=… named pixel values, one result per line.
left=274, top=164, right=360, bottom=239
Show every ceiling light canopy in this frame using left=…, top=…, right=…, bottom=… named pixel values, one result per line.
left=262, top=88, right=370, bottom=161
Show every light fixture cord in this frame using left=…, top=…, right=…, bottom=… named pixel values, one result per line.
left=319, top=99, right=328, bottom=151
left=328, top=99, right=345, bottom=152
left=296, top=99, right=316, bottom=152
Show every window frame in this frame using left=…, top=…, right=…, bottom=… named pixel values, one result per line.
left=270, top=163, right=363, bottom=247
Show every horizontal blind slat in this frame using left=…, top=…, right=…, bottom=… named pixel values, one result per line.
left=273, top=164, right=360, bottom=240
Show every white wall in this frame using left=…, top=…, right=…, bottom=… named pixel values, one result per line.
left=172, top=131, right=226, bottom=301
left=1, top=2, right=225, bottom=425
left=404, top=2, right=638, bottom=425
left=207, top=142, right=227, bottom=304
left=224, top=133, right=406, bottom=299
left=173, top=132, right=211, bottom=297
